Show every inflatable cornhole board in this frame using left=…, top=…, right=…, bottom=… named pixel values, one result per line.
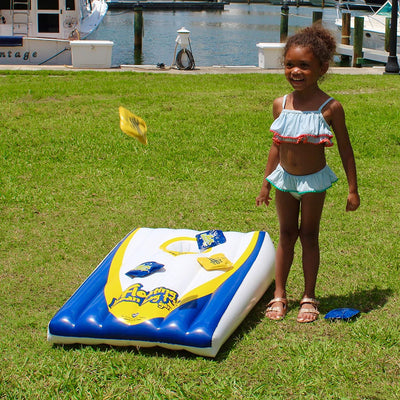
left=48, top=228, right=275, bottom=357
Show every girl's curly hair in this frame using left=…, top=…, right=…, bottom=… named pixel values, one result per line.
left=284, top=24, right=336, bottom=65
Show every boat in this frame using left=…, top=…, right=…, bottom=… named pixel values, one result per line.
left=335, top=0, right=400, bottom=51
left=337, top=0, right=381, bottom=11
left=269, top=0, right=336, bottom=6
left=310, top=0, right=337, bottom=7
left=0, top=0, right=108, bottom=65
left=365, top=0, right=388, bottom=6
left=106, top=0, right=228, bottom=11
left=270, top=0, right=338, bottom=6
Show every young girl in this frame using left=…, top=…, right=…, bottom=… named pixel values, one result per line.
left=256, top=25, right=360, bottom=323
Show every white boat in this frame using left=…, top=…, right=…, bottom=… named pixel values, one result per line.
left=338, top=0, right=379, bottom=11
left=310, top=0, right=337, bottom=7
left=0, top=0, right=108, bottom=65
left=269, top=0, right=337, bottom=5
left=335, top=0, right=400, bottom=51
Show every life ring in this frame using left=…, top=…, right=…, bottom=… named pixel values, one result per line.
left=176, top=48, right=195, bottom=70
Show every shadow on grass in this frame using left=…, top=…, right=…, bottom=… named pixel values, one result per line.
left=54, top=286, right=391, bottom=361
left=318, top=286, right=392, bottom=314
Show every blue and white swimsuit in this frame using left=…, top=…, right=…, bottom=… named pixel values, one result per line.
left=266, top=95, right=338, bottom=199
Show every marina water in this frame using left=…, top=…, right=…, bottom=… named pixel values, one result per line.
left=89, top=3, right=347, bottom=67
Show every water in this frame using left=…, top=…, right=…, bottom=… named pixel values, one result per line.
left=89, top=3, right=342, bottom=66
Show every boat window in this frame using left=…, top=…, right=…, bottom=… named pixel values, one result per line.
left=377, top=2, right=392, bottom=16
left=1, top=0, right=31, bottom=9
left=38, top=13, right=59, bottom=32
left=38, top=0, right=59, bottom=10
left=65, top=0, right=75, bottom=10
left=0, top=0, right=10, bottom=9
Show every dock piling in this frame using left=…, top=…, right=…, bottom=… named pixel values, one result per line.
left=134, top=8, right=144, bottom=63
left=312, top=11, right=323, bottom=24
left=280, top=4, right=289, bottom=43
left=341, top=12, right=351, bottom=66
left=134, top=8, right=144, bottom=51
left=353, top=16, right=364, bottom=67
left=385, top=17, right=390, bottom=52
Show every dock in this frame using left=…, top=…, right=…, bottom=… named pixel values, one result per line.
left=106, top=0, right=229, bottom=10
left=256, top=42, right=392, bottom=68
left=336, top=43, right=391, bottom=64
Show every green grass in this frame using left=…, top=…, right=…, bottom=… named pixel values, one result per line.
left=1, top=70, right=399, bottom=399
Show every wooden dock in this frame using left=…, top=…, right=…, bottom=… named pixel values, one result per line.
left=336, top=43, right=391, bottom=64
left=257, top=42, right=391, bottom=68
left=106, top=0, right=229, bottom=10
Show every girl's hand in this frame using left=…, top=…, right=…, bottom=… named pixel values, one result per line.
left=256, top=187, right=272, bottom=207
left=346, top=192, right=360, bottom=212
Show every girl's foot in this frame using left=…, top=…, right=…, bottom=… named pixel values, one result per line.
left=297, top=297, right=319, bottom=323
left=265, top=297, right=288, bottom=320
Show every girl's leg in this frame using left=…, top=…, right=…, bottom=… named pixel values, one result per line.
left=297, top=191, right=326, bottom=322
left=266, top=189, right=300, bottom=320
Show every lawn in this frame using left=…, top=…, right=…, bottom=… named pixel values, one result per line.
left=1, top=70, right=399, bottom=399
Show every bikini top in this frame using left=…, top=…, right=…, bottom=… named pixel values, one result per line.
left=270, top=95, right=334, bottom=147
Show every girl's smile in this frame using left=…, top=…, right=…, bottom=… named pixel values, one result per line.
left=284, top=46, right=328, bottom=92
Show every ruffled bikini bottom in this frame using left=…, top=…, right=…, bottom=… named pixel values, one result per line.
left=266, top=164, right=338, bottom=200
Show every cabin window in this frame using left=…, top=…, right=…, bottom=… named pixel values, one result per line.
left=38, top=0, right=59, bottom=10
left=0, top=0, right=31, bottom=9
left=65, top=0, right=75, bottom=10
left=0, top=0, right=10, bottom=9
left=38, top=13, right=59, bottom=32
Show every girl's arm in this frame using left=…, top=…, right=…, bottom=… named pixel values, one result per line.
left=329, top=101, right=360, bottom=212
left=256, top=97, right=283, bottom=207
left=256, top=142, right=280, bottom=207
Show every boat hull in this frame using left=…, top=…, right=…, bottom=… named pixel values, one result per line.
left=0, top=37, right=71, bottom=65
left=336, top=17, right=400, bottom=53
left=336, top=0, right=400, bottom=54
left=0, top=0, right=107, bottom=65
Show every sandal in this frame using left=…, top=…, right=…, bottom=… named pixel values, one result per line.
left=265, top=297, right=288, bottom=321
left=297, top=297, right=319, bottom=323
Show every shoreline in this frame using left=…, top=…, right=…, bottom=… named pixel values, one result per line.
left=0, top=64, right=387, bottom=74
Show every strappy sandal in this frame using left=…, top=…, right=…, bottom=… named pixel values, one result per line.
left=265, top=297, right=288, bottom=321
left=297, top=297, right=320, bottom=323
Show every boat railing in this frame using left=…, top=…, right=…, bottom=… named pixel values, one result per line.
left=336, top=0, right=378, bottom=13
left=11, top=0, right=31, bottom=36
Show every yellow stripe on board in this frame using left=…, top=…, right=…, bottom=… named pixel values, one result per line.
left=103, top=229, right=260, bottom=325
left=178, top=232, right=259, bottom=306
left=104, top=228, right=140, bottom=304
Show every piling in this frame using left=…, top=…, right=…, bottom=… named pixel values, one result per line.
left=280, top=4, right=289, bottom=43
left=312, top=11, right=323, bottom=24
left=353, top=16, right=364, bottom=67
left=385, top=17, right=390, bottom=52
left=134, top=8, right=143, bottom=51
left=341, top=12, right=351, bottom=66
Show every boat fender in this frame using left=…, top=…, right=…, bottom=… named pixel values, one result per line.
left=0, top=15, right=6, bottom=24
left=176, top=48, right=195, bottom=70
left=69, top=28, right=81, bottom=40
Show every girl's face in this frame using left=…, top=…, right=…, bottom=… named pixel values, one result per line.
left=284, top=46, right=328, bottom=92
